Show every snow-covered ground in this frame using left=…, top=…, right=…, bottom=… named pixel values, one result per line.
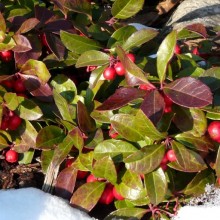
left=0, top=187, right=94, bottom=220
left=1, top=185, right=220, bottom=220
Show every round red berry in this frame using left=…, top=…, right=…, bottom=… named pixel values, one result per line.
left=103, top=67, right=116, bottom=80
left=112, top=186, right=124, bottom=200
left=86, top=174, right=98, bottom=183
left=99, top=184, right=114, bottom=205
left=114, top=62, right=126, bottom=76
left=13, top=79, right=26, bottom=93
left=1, top=80, right=14, bottom=89
left=208, top=121, right=220, bottom=143
left=8, top=114, right=22, bottom=130
left=1, top=118, right=8, bottom=130
left=174, top=45, right=181, bottom=54
left=126, top=53, right=135, bottom=62
left=5, top=150, right=18, bottom=163
left=77, top=170, right=88, bottom=179
left=166, top=149, right=177, bottom=162
left=0, top=50, right=13, bottom=62
left=65, top=158, right=74, bottom=167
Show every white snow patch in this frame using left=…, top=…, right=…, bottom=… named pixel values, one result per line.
left=173, top=184, right=220, bottom=220
left=0, top=187, right=94, bottom=220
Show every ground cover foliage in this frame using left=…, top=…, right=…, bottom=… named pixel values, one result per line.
left=0, top=0, right=220, bottom=219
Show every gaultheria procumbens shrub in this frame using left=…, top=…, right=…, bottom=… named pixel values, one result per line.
left=0, top=0, right=219, bottom=219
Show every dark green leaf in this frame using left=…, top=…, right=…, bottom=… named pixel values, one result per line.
left=112, top=0, right=144, bottom=19
left=145, top=168, right=167, bottom=205
left=125, top=144, right=165, bottom=174
left=70, top=181, right=106, bottom=211
left=164, top=77, right=213, bottom=108
left=184, top=169, right=215, bottom=196
left=94, top=139, right=138, bottom=162
left=36, top=126, right=65, bottom=149
left=157, top=30, right=177, bottom=83
left=60, top=31, right=101, bottom=54
left=76, top=50, right=110, bottom=68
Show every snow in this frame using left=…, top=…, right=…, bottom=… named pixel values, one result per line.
left=0, top=187, right=94, bottom=220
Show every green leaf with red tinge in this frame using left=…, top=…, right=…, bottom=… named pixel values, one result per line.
left=96, top=87, right=146, bottom=111
left=12, top=34, right=32, bottom=52
left=140, top=89, right=165, bottom=125
left=184, top=169, right=215, bottom=196
left=157, top=30, right=177, bottom=84
left=70, top=181, right=106, bottom=212
left=105, top=207, right=148, bottom=220
left=111, top=0, right=144, bottom=19
left=60, top=31, right=101, bottom=55
left=125, top=144, right=165, bottom=174
left=55, top=166, right=77, bottom=200
left=122, top=28, right=158, bottom=51
left=77, top=101, right=96, bottom=133
left=163, top=77, right=213, bottom=108
left=76, top=50, right=110, bottom=68
left=94, top=139, right=138, bottom=163
left=169, top=141, right=207, bottom=172
left=145, top=168, right=167, bottom=205
left=0, top=12, right=6, bottom=33
left=20, top=59, right=51, bottom=84
left=116, top=46, right=153, bottom=86
left=110, top=110, right=167, bottom=142
left=36, top=125, right=66, bottom=150
left=16, top=18, right=40, bottom=34
left=215, top=147, right=220, bottom=178
left=118, top=169, right=146, bottom=200
left=93, top=156, right=117, bottom=184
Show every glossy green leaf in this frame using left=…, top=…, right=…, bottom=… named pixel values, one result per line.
left=169, top=141, right=207, bottom=172
left=60, top=31, right=101, bottom=54
left=175, top=132, right=215, bottom=152
left=112, top=0, right=144, bottom=19
left=36, top=126, right=65, bottom=150
left=41, top=150, right=54, bottom=173
left=70, top=181, right=106, bottom=211
left=0, top=36, right=16, bottom=51
left=0, top=12, right=6, bottom=33
left=93, top=156, right=117, bottom=184
left=74, top=151, right=94, bottom=171
left=76, top=50, right=110, bottom=68
left=157, top=30, right=177, bottom=83
left=125, top=144, right=165, bottom=174
left=123, top=29, right=158, bottom=51
left=116, top=46, right=151, bottom=86
left=4, top=93, right=19, bottom=111
left=20, top=59, right=51, bottom=84
left=184, top=169, right=215, bottom=196
left=85, top=128, right=104, bottom=149
left=94, top=139, right=138, bottom=162
left=105, top=207, right=147, bottom=220
left=107, top=25, right=136, bottom=49
left=18, top=149, right=34, bottom=165
left=0, top=133, right=11, bottom=149
left=111, top=110, right=167, bottom=142
left=51, top=74, right=77, bottom=103
left=145, top=168, right=167, bottom=205
left=53, top=90, right=73, bottom=122
left=118, top=169, right=146, bottom=200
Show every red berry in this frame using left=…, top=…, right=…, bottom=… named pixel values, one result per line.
left=13, top=79, right=26, bottom=93
left=160, top=163, right=168, bottom=171
left=0, top=50, right=13, bottom=62
left=126, top=53, right=135, bottom=62
left=114, top=62, right=126, bottom=76
left=109, top=132, right=118, bottom=139
left=166, top=149, right=177, bottom=162
left=8, top=114, right=22, bottom=130
left=192, top=47, right=199, bottom=55
left=1, top=118, right=8, bottom=130
left=86, top=65, right=97, bottom=72
left=1, top=80, right=14, bottom=89
left=208, top=121, right=220, bottom=143
left=161, top=154, right=169, bottom=164
left=112, top=186, right=124, bottom=200
left=65, top=158, right=74, bottom=167
left=217, top=177, right=220, bottom=185
left=77, top=170, right=88, bottom=179
left=99, top=184, right=114, bottom=205
left=139, top=84, right=155, bottom=91
left=163, top=94, right=173, bottom=106
left=103, top=67, right=116, bottom=80
left=5, top=150, right=18, bottom=163
left=174, top=45, right=181, bottom=54
left=86, top=174, right=98, bottom=183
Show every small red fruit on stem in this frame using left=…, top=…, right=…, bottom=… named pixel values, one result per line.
left=103, top=67, right=117, bottom=80
left=174, top=45, right=181, bottom=54
left=112, top=186, right=124, bottom=200
left=126, top=53, right=135, bottom=62
left=8, top=114, right=22, bottom=130
left=99, top=184, right=114, bottom=205
left=166, top=149, right=177, bottom=162
left=208, top=121, right=220, bottom=143
left=0, top=50, right=13, bottom=62
left=86, top=174, right=98, bottom=183
left=77, top=170, right=88, bottom=179
left=114, top=62, right=126, bottom=76
left=5, top=149, right=18, bottom=163
left=13, top=79, right=26, bottom=93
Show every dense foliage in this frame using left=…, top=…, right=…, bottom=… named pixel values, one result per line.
left=0, top=0, right=220, bottom=219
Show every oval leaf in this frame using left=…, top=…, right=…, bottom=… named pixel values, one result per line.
left=164, top=77, right=213, bottom=108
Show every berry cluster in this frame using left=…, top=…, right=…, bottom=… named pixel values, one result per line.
left=103, top=53, right=136, bottom=80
